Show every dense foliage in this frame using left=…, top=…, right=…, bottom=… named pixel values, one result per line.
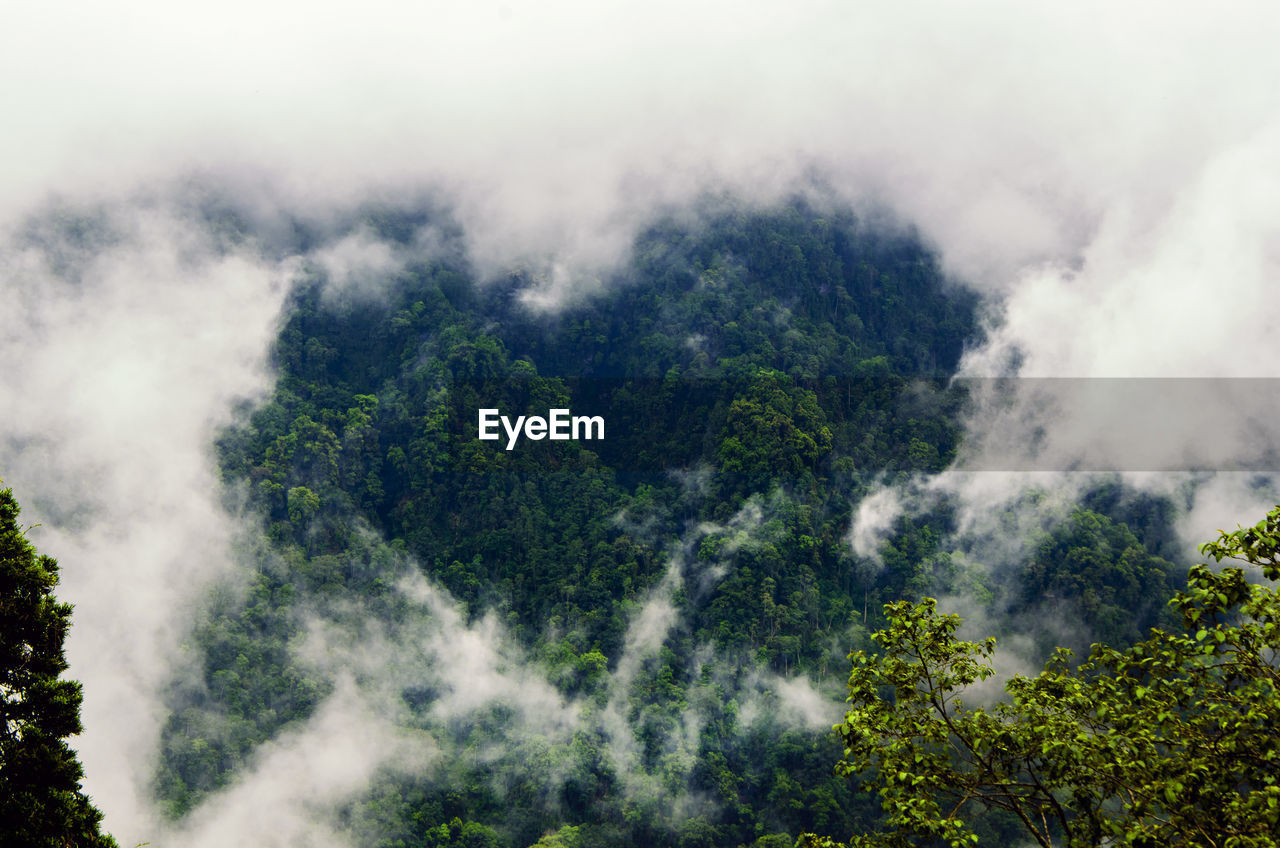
left=811, top=506, right=1280, bottom=848
left=153, top=198, right=1187, bottom=846
left=0, top=483, right=116, bottom=848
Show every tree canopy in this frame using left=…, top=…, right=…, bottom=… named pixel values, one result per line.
left=806, top=505, right=1280, bottom=847
left=0, top=482, right=116, bottom=847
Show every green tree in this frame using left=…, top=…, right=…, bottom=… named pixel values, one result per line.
left=805, top=505, right=1280, bottom=848
left=716, top=369, right=832, bottom=489
left=527, top=824, right=582, bottom=847
left=0, top=483, right=116, bottom=847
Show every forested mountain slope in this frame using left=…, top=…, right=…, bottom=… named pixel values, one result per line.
left=155, top=199, right=1183, bottom=847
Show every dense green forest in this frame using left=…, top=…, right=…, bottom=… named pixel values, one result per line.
left=149, top=198, right=1187, bottom=847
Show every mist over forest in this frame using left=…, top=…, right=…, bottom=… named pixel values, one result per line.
left=3, top=4, right=1280, bottom=847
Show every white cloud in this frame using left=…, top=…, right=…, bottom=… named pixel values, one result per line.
left=164, top=674, right=437, bottom=848
left=848, top=484, right=906, bottom=565
left=0, top=204, right=291, bottom=841
left=2, top=2, right=1276, bottom=299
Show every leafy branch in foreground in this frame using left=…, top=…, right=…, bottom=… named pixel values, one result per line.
left=803, top=505, right=1280, bottom=848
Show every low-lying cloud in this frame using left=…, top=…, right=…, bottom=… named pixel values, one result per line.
left=0, top=200, right=292, bottom=839
left=6, top=3, right=1279, bottom=296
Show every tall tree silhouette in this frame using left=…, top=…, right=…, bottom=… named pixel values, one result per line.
left=0, top=482, right=115, bottom=847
